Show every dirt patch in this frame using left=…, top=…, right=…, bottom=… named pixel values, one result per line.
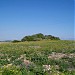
left=48, top=52, right=75, bottom=60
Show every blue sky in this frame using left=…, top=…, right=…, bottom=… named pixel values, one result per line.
left=0, top=0, right=74, bottom=41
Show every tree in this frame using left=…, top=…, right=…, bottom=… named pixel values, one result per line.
left=21, top=33, right=60, bottom=41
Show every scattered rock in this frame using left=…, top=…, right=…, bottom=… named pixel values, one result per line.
left=43, top=65, right=51, bottom=71
left=48, top=52, right=66, bottom=60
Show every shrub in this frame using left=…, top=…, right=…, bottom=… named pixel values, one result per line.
left=12, top=40, right=21, bottom=43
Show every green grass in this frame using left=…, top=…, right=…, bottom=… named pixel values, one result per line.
left=0, top=40, right=75, bottom=75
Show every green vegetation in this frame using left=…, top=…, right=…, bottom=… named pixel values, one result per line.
left=0, top=40, right=75, bottom=75
left=21, top=33, right=60, bottom=41
left=12, top=40, right=21, bottom=43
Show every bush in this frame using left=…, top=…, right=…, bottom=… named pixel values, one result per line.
left=21, top=33, right=60, bottom=41
left=12, top=40, right=21, bottom=43
left=1, top=65, right=22, bottom=75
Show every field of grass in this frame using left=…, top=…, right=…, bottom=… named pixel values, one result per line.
left=0, top=40, right=75, bottom=75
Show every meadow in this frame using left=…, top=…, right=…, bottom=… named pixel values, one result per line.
left=0, top=40, right=75, bottom=75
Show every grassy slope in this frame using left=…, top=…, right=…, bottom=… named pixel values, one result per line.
left=0, top=40, right=75, bottom=75
left=0, top=40, right=75, bottom=54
